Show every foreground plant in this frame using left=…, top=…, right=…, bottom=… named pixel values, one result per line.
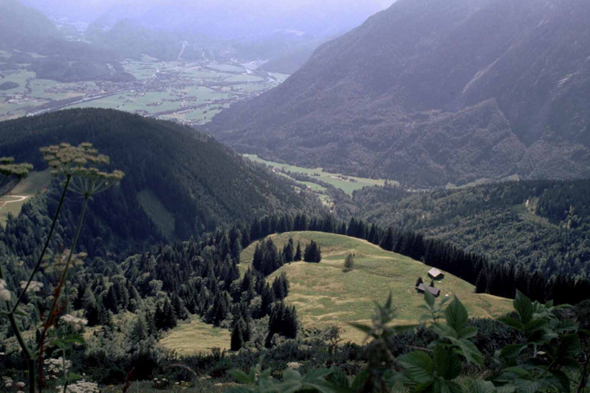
left=0, top=143, right=124, bottom=393
left=225, top=290, right=589, bottom=393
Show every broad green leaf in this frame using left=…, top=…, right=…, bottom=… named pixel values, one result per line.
left=398, top=351, right=435, bottom=385
left=522, top=318, right=548, bottom=333
left=555, top=319, right=577, bottom=333
left=424, top=290, right=436, bottom=309
left=433, top=344, right=462, bottom=380
left=498, top=344, right=527, bottom=360
left=447, top=337, right=484, bottom=366
left=224, top=387, right=254, bottom=393
left=283, top=368, right=302, bottom=381
left=498, top=317, right=524, bottom=331
left=514, top=291, right=533, bottom=325
left=229, top=370, right=253, bottom=384
left=302, top=368, right=332, bottom=383
left=458, top=326, right=477, bottom=339
left=432, top=322, right=458, bottom=339
left=557, top=333, right=581, bottom=359
left=513, top=379, right=542, bottom=393
left=444, top=297, right=469, bottom=333
left=350, top=369, right=369, bottom=391
left=326, top=367, right=349, bottom=389
left=546, top=370, right=571, bottom=393
left=470, top=380, right=496, bottom=393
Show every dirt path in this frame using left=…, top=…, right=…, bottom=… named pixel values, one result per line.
left=0, top=195, right=29, bottom=208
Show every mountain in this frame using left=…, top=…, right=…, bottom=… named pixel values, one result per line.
left=0, top=109, right=321, bottom=251
left=206, top=0, right=590, bottom=187
left=352, top=179, right=590, bottom=279
left=0, top=0, right=60, bottom=49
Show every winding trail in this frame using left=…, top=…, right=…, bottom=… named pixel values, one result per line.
left=0, top=195, right=29, bottom=207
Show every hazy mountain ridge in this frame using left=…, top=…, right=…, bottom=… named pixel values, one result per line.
left=207, top=0, right=590, bottom=187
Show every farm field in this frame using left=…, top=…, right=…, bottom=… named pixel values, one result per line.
left=0, top=52, right=288, bottom=126
left=241, top=232, right=512, bottom=342
left=243, top=154, right=393, bottom=195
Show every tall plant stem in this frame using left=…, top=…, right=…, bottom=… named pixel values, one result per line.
left=12, top=176, right=71, bottom=313
left=0, top=264, right=36, bottom=393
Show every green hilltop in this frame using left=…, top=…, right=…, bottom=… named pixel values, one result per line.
left=241, top=231, right=512, bottom=342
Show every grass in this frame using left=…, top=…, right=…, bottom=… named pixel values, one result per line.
left=241, top=232, right=512, bottom=342
left=159, top=317, right=231, bottom=356
left=0, top=170, right=52, bottom=228
left=243, top=155, right=392, bottom=195
left=137, top=189, right=176, bottom=240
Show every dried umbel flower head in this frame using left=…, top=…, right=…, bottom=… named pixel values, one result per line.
left=0, top=157, right=33, bottom=177
left=0, top=279, right=11, bottom=301
left=40, top=143, right=108, bottom=178
left=20, top=280, right=43, bottom=293
left=40, top=143, right=124, bottom=197
left=42, top=250, right=86, bottom=275
left=61, top=314, right=88, bottom=331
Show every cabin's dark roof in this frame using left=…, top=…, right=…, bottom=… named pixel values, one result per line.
left=416, top=283, right=440, bottom=296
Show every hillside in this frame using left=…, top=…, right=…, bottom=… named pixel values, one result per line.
left=352, top=179, right=590, bottom=280
left=0, top=109, right=321, bottom=252
left=207, top=0, right=590, bottom=187
left=0, top=0, right=60, bottom=50
left=241, top=231, right=512, bottom=341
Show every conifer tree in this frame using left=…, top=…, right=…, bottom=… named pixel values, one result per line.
left=231, top=321, right=244, bottom=351
left=344, top=253, right=354, bottom=272
left=294, top=242, right=303, bottom=261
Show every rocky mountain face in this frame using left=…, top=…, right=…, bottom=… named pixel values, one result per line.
left=207, top=0, right=590, bottom=187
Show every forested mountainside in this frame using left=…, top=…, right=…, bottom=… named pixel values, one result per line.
left=207, top=0, right=590, bottom=187
left=0, top=109, right=321, bottom=251
left=353, top=179, right=590, bottom=279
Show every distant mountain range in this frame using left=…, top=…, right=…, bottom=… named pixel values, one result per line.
left=17, top=0, right=394, bottom=71
left=207, top=0, right=590, bottom=188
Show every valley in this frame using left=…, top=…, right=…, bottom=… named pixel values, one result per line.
left=0, top=53, right=288, bottom=126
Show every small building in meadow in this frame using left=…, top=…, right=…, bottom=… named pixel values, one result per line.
left=428, top=268, right=444, bottom=280
left=416, top=283, right=440, bottom=297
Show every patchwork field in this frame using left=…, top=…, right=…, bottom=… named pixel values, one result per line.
left=241, top=231, right=512, bottom=342
left=0, top=170, right=52, bottom=228
left=0, top=52, right=288, bottom=126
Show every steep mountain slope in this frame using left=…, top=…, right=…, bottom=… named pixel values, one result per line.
left=0, top=109, right=321, bottom=249
left=207, top=0, right=590, bottom=187
left=353, top=179, right=590, bottom=279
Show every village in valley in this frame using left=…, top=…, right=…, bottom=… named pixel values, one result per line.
left=0, top=52, right=288, bottom=126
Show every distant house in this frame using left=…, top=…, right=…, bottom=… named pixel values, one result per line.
left=428, top=268, right=444, bottom=280
left=416, top=283, right=441, bottom=297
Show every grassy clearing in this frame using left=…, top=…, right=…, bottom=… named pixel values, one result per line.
left=137, top=189, right=176, bottom=240
left=0, top=170, right=52, bottom=228
left=241, top=232, right=512, bottom=342
left=243, top=155, right=392, bottom=195
left=159, top=317, right=231, bottom=356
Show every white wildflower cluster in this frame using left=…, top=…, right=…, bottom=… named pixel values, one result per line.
left=20, top=280, right=43, bottom=293
left=44, top=357, right=71, bottom=379
left=287, top=362, right=303, bottom=370
left=0, top=279, right=11, bottom=301
left=57, top=380, right=99, bottom=393
left=3, top=378, right=25, bottom=392
left=61, top=314, right=88, bottom=331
